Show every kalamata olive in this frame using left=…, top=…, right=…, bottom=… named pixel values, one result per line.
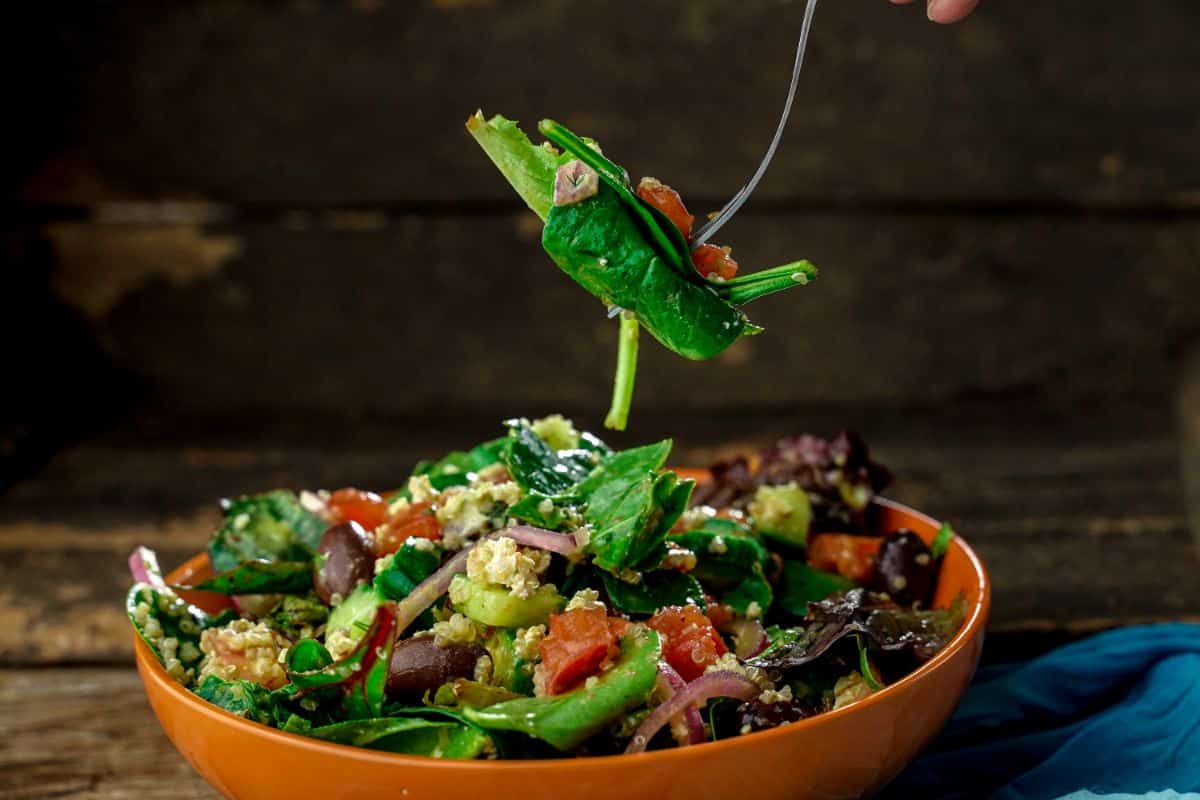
left=386, top=637, right=484, bottom=700
left=313, top=521, right=375, bottom=604
left=871, top=529, right=934, bottom=606
left=736, top=698, right=808, bottom=733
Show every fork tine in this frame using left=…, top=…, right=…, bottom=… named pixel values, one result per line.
left=691, top=0, right=820, bottom=249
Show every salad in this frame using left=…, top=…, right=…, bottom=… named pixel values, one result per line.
left=467, top=114, right=817, bottom=430
left=127, top=416, right=964, bottom=759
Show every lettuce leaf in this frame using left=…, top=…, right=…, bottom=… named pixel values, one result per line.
left=465, top=111, right=571, bottom=222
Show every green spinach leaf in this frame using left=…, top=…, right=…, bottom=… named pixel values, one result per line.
left=775, top=560, right=855, bottom=618
left=181, top=559, right=313, bottom=595
left=600, top=570, right=706, bottom=615
left=208, top=491, right=326, bottom=573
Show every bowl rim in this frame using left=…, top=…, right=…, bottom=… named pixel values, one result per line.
left=134, top=496, right=990, bottom=771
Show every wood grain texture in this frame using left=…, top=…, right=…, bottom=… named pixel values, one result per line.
left=24, top=213, right=1200, bottom=419
left=3, top=404, right=1198, bottom=665
left=0, top=668, right=217, bottom=800
left=12, top=0, right=1200, bottom=208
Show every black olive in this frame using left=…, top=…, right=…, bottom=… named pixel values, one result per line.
left=386, top=637, right=485, bottom=701
left=735, top=698, right=808, bottom=733
left=871, top=529, right=935, bottom=606
left=313, top=521, right=375, bottom=605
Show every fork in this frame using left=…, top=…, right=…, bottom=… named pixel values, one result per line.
left=691, top=0, right=820, bottom=249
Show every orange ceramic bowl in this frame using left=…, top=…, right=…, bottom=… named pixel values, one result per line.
left=135, top=496, right=990, bottom=800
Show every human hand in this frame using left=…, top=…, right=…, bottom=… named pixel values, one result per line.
left=890, top=0, right=980, bottom=24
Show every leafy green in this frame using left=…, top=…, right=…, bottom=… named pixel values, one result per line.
left=466, top=111, right=571, bottom=222
left=374, top=541, right=442, bottom=601
left=671, top=517, right=772, bottom=614
left=181, top=559, right=313, bottom=595
left=722, top=566, right=774, bottom=615
left=194, top=675, right=276, bottom=725
left=506, top=493, right=571, bottom=529
left=749, top=589, right=967, bottom=670
left=463, top=628, right=662, bottom=751
left=573, top=439, right=692, bottom=575
left=469, top=115, right=817, bottom=430
left=931, top=521, right=955, bottom=559
left=775, top=560, right=855, bottom=618
left=855, top=635, right=882, bottom=690
left=208, top=491, right=326, bottom=573
left=503, top=420, right=601, bottom=497
left=672, top=518, right=768, bottom=573
left=411, top=438, right=506, bottom=492
left=307, top=717, right=492, bottom=759
left=600, top=570, right=706, bottom=615
left=265, top=593, right=329, bottom=639
left=287, top=639, right=334, bottom=672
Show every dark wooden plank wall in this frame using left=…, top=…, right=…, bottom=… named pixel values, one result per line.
left=2, top=0, right=1199, bottom=661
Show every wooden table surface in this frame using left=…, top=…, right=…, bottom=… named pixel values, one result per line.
left=3, top=403, right=1199, bottom=799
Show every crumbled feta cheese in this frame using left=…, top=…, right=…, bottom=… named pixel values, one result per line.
left=388, top=495, right=412, bottom=517
left=408, top=475, right=437, bottom=504
left=374, top=554, right=394, bottom=576
left=474, top=654, right=494, bottom=683
left=514, top=625, right=547, bottom=661
left=745, top=601, right=764, bottom=620
left=677, top=505, right=717, bottom=532
left=757, top=685, right=794, bottom=705
left=466, top=536, right=549, bottom=599
left=565, top=588, right=605, bottom=612
left=537, top=498, right=555, bottom=516
left=430, top=613, right=481, bottom=648
left=198, top=619, right=290, bottom=689
left=705, top=652, right=773, bottom=690
left=406, top=536, right=437, bottom=553
left=476, top=463, right=511, bottom=484
left=530, top=414, right=581, bottom=450
left=661, top=545, right=697, bottom=573
left=325, top=628, right=359, bottom=661
left=437, top=480, right=524, bottom=549
left=708, top=535, right=728, bottom=555
left=833, top=671, right=875, bottom=709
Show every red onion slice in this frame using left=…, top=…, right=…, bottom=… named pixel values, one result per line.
left=502, top=525, right=584, bottom=557
left=394, top=546, right=474, bottom=635
left=626, top=670, right=760, bottom=754
left=655, top=662, right=706, bottom=746
left=128, top=547, right=166, bottom=588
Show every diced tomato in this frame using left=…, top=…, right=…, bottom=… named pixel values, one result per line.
left=647, top=605, right=728, bottom=682
left=538, top=607, right=621, bottom=695
left=637, top=177, right=695, bottom=239
left=328, top=488, right=390, bottom=532
left=375, top=501, right=441, bottom=554
left=692, top=243, right=739, bottom=281
left=705, top=599, right=735, bottom=632
left=807, top=533, right=883, bottom=583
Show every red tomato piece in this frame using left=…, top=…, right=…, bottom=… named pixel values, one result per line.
left=647, top=605, right=728, bottom=682
left=328, top=488, right=390, bottom=532
left=692, top=243, right=739, bottom=281
left=637, top=177, right=695, bottom=240
left=375, top=501, right=441, bottom=554
left=538, top=607, right=621, bottom=695
left=705, top=599, right=735, bottom=633
left=807, top=533, right=883, bottom=583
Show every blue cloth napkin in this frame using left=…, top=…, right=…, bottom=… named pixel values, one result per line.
left=882, top=623, right=1200, bottom=800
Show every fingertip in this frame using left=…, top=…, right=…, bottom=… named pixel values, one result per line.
left=927, top=0, right=981, bottom=23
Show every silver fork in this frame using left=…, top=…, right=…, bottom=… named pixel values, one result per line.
left=691, top=0, right=820, bottom=249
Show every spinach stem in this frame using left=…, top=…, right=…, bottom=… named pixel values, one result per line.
left=715, top=260, right=818, bottom=305
left=604, top=311, right=640, bottom=431
left=856, top=635, right=883, bottom=691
